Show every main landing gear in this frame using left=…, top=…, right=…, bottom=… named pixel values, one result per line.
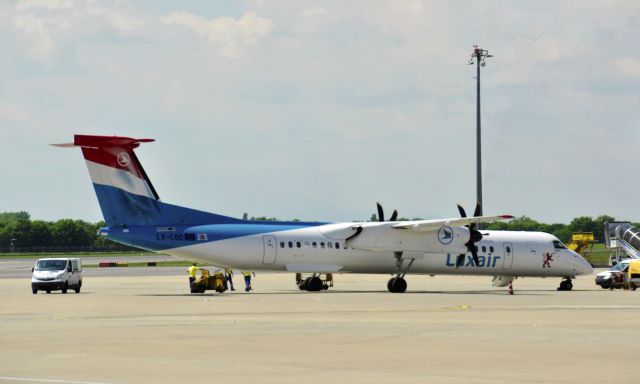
left=387, top=251, right=415, bottom=293
left=296, top=273, right=333, bottom=292
left=557, top=277, right=573, bottom=291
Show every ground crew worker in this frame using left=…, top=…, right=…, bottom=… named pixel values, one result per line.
left=242, top=271, right=254, bottom=292
left=225, top=268, right=235, bottom=291
left=187, top=263, right=199, bottom=289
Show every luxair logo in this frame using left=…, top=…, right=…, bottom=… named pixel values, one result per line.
left=117, top=152, right=131, bottom=167
left=437, top=226, right=454, bottom=245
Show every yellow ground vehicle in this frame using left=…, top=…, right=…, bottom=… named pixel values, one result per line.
left=627, top=260, right=640, bottom=291
left=190, top=269, right=228, bottom=293
left=566, top=232, right=594, bottom=258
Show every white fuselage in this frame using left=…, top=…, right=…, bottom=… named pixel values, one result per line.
left=166, top=226, right=593, bottom=278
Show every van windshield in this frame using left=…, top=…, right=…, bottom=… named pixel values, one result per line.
left=35, top=260, right=68, bottom=271
left=611, top=262, right=628, bottom=272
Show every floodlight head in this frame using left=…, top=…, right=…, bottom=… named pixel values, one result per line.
left=481, top=61, right=486, bottom=67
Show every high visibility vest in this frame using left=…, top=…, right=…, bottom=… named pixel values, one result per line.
left=187, top=266, right=199, bottom=278
left=242, top=271, right=252, bottom=277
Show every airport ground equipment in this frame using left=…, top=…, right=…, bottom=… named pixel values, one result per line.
left=566, top=232, right=595, bottom=259
left=296, top=273, right=333, bottom=291
left=190, top=269, right=227, bottom=294
left=627, top=260, right=640, bottom=291
left=604, top=222, right=640, bottom=265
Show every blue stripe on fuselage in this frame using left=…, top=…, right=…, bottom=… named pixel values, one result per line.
left=107, top=221, right=325, bottom=251
left=106, top=223, right=326, bottom=251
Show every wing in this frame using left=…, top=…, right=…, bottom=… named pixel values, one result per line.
left=392, top=215, right=513, bottom=232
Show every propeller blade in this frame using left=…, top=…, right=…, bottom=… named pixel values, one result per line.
left=455, top=254, right=465, bottom=268
left=389, top=209, right=398, bottom=222
left=473, top=202, right=482, bottom=218
left=376, top=202, right=384, bottom=222
left=470, top=228, right=483, bottom=243
left=457, top=204, right=467, bottom=218
left=470, top=244, right=480, bottom=266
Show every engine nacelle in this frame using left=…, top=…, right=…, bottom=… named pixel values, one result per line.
left=346, top=222, right=470, bottom=253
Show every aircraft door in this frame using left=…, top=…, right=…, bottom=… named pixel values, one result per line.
left=502, top=242, right=514, bottom=270
left=262, top=235, right=277, bottom=264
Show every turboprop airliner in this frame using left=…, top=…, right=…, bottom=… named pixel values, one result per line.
left=55, top=135, right=593, bottom=292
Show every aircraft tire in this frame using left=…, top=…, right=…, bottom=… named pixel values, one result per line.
left=387, top=277, right=407, bottom=293
left=307, top=277, right=323, bottom=292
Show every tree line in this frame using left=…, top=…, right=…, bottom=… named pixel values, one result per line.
left=0, top=211, right=132, bottom=253
left=0, top=211, right=637, bottom=253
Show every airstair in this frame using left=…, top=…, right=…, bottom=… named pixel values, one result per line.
left=566, top=232, right=595, bottom=258
left=604, top=222, right=640, bottom=264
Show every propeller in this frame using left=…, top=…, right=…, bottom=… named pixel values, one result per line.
left=455, top=202, right=483, bottom=268
left=376, top=202, right=398, bottom=222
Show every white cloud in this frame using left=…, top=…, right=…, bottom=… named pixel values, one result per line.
left=12, top=13, right=59, bottom=58
left=87, top=4, right=144, bottom=33
left=613, top=57, right=640, bottom=78
left=15, top=0, right=73, bottom=11
left=160, top=11, right=276, bottom=59
left=0, top=100, right=28, bottom=122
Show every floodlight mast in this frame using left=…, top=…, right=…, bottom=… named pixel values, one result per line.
left=468, top=45, right=493, bottom=221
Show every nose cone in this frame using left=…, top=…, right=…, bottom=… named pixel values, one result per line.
left=568, top=250, right=594, bottom=276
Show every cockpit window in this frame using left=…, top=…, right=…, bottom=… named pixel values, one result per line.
left=553, top=240, right=567, bottom=249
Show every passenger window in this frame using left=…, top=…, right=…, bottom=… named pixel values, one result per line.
left=279, top=241, right=285, bottom=248
left=312, top=242, right=317, bottom=248
left=296, top=241, right=301, bottom=248
left=288, top=241, right=293, bottom=248
left=335, top=242, right=340, bottom=249
left=482, top=246, right=486, bottom=253
left=490, top=246, right=494, bottom=253
left=506, top=246, right=511, bottom=253
left=328, top=242, right=333, bottom=249
left=321, top=242, right=325, bottom=249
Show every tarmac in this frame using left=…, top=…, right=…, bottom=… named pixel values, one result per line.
left=0, top=271, right=638, bottom=384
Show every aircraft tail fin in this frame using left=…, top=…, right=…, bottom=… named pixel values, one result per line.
left=54, top=135, right=240, bottom=227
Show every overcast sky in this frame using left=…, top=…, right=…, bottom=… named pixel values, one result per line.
left=1, top=0, right=639, bottom=224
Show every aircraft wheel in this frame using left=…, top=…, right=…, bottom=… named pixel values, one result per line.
left=307, top=277, right=323, bottom=292
left=300, top=277, right=313, bottom=291
left=387, top=277, right=407, bottom=293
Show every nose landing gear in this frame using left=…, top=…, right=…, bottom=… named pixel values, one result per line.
left=557, top=278, right=573, bottom=291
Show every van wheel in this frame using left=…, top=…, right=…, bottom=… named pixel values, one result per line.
left=630, top=284, right=637, bottom=291
left=32, top=289, right=37, bottom=294
left=46, top=290, right=51, bottom=294
left=75, top=286, right=81, bottom=293
left=61, top=283, right=68, bottom=294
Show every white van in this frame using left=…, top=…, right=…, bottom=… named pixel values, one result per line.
left=31, top=258, right=83, bottom=294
